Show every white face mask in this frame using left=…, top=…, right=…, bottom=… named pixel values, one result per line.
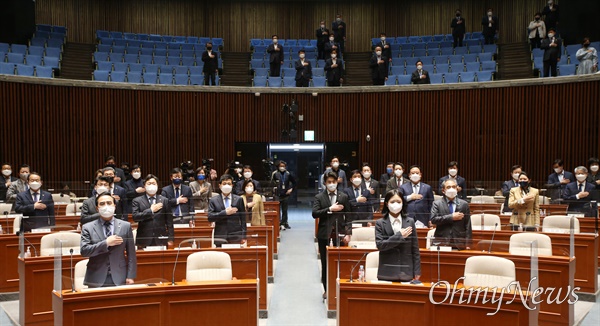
left=591, top=165, right=599, bottom=172
left=145, top=184, right=158, bottom=195
left=2, top=169, right=11, bottom=176
left=554, top=167, right=562, bottom=174
left=99, top=205, right=115, bottom=218
left=512, top=173, right=521, bottom=181
left=221, top=184, right=233, bottom=194
left=445, top=188, right=458, bottom=199
left=394, top=169, right=403, bottom=177
left=96, top=186, right=109, bottom=194
left=380, top=36, right=386, bottom=41
left=448, top=169, right=458, bottom=176
left=245, top=187, right=254, bottom=195
left=329, top=37, right=335, bottom=42
left=362, top=172, right=371, bottom=179
left=132, top=172, right=141, bottom=179
left=326, top=183, right=337, bottom=192
left=299, top=54, right=305, bottom=59
left=279, top=167, right=286, bottom=172
left=273, top=39, right=278, bottom=44
left=410, top=174, right=421, bottom=182
left=20, top=173, right=29, bottom=180
left=29, top=181, right=41, bottom=191
left=548, top=33, right=554, bottom=38
left=376, top=51, right=382, bottom=56
left=388, top=202, right=403, bottom=214
left=417, top=65, right=423, bottom=70
left=331, top=54, right=337, bottom=58
left=320, top=24, right=325, bottom=28
left=352, top=178, right=362, bottom=186
left=488, top=12, right=492, bottom=16
left=332, top=162, right=340, bottom=168
left=576, top=174, right=587, bottom=182
left=243, top=172, right=253, bottom=179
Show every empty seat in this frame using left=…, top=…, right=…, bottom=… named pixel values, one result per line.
left=186, top=251, right=232, bottom=281
left=268, top=79, right=282, bottom=87
left=558, top=64, right=576, bottom=76
left=7, top=53, right=24, bottom=64
left=281, top=67, right=295, bottom=77
left=108, top=71, right=125, bottom=82
left=478, top=52, right=493, bottom=62
left=391, top=57, right=404, bottom=67
left=399, top=49, right=413, bottom=58
left=93, top=70, right=110, bottom=81
left=180, top=57, right=196, bottom=66
left=404, top=57, right=420, bottom=67
left=253, top=76, right=268, bottom=87
left=188, top=66, right=203, bottom=75
left=470, top=195, right=496, bottom=203
left=25, top=55, right=43, bottom=66
left=250, top=59, right=265, bottom=70
left=470, top=214, right=501, bottom=230
left=448, top=55, right=463, bottom=65
left=463, top=256, right=516, bottom=290
left=365, top=251, right=379, bottom=281
left=0, top=62, right=15, bottom=75
left=312, top=67, right=324, bottom=77
left=397, top=74, right=412, bottom=85
left=153, top=56, right=168, bottom=65
left=311, top=76, right=326, bottom=87
left=481, top=61, right=497, bottom=71
left=28, top=46, right=45, bottom=57
left=113, top=62, right=129, bottom=72
left=40, top=232, right=81, bottom=256
left=0, top=43, right=9, bottom=53
left=46, top=39, right=64, bottom=49
left=126, top=72, right=142, bottom=83
left=174, top=74, right=189, bottom=85
left=158, top=73, right=173, bottom=85
left=282, top=76, right=295, bottom=87
left=463, top=53, right=479, bottom=63
left=172, top=66, right=188, bottom=75
left=385, top=75, right=397, bottom=85
left=440, top=47, right=454, bottom=56
left=10, top=44, right=28, bottom=54
left=96, top=61, right=113, bottom=71
left=429, top=73, right=443, bottom=84
left=413, top=49, right=427, bottom=57
left=542, top=215, right=580, bottom=234
left=43, top=56, right=60, bottom=69
left=476, top=71, right=493, bottom=81
left=460, top=71, right=476, bottom=82
left=348, top=227, right=376, bottom=248
left=435, top=63, right=450, bottom=73
left=482, top=44, right=497, bottom=53
left=15, top=64, right=34, bottom=76
left=390, top=66, right=404, bottom=75
left=509, top=233, right=553, bottom=256
left=465, top=62, right=481, bottom=72
left=144, top=64, right=160, bottom=75
left=189, top=74, right=203, bottom=85
left=444, top=72, right=459, bottom=83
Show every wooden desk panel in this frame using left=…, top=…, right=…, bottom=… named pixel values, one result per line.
left=194, top=211, right=280, bottom=246
left=338, top=280, right=534, bottom=326
left=19, top=248, right=268, bottom=325
left=0, top=232, right=47, bottom=292
left=327, top=247, right=574, bottom=325
left=53, top=280, right=258, bottom=326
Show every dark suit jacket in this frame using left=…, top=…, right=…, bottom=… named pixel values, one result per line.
left=132, top=195, right=173, bottom=247
left=235, top=179, right=261, bottom=196
left=0, top=176, right=17, bottom=202
left=323, top=41, right=340, bottom=57
left=312, top=190, right=351, bottom=240
left=430, top=197, right=472, bottom=249
left=271, top=170, right=297, bottom=198
left=344, top=185, right=373, bottom=220
left=124, top=178, right=145, bottom=213
left=438, top=175, right=467, bottom=199
left=547, top=171, right=574, bottom=199
left=80, top=217, right=136, bottom=287
left=481, top=15, right=499, bottom=35
left=91, top=185, right=127, bottom=217
left=563, top=182, right=598, bottom=217
left=380, top=173, right=392, bottom=189
left=541, top=37, right=562, bottom=62
left=201, top=50, right=219, bottom=73
left=80, top=196, right=127, bottom=225
left=207, top=193, right=247, bottom=244
left=375, top=41, right=392, bottom=61
left=294, top=59, right=312, bottom=81
left=542, top=4, right=560, bottom=27
left=161, top=184, right=194, bottom=222
left=400, top=182, right=434, bottom=226
left=451, top=17, right=466, bottom=35
left=501, top=179, right=519, bottom=212
left=411, top=69, right=430, bottom=84
left=386, top=177, right=410, bottom=194
left=362, top=179, right=381, bottom=212
left=315, top=28, right=330, bottom=45
left=324, top=58, right=344, bottom=83
left=267, top=43, right=285, bottom=64
left=375, top=214, right=421, bottom=281
left=369, top=55, right=389, bottom=80
left=331, top=21, right=346, bottom=40
left=14, top=190, right=55, bottom=232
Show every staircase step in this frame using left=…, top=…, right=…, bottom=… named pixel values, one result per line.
left=57, top=42, right=96, bottom=81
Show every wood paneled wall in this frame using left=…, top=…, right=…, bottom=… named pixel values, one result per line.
left=35, top=0, right=546, bottom=52
left=1, top=78, right=599, bottom=193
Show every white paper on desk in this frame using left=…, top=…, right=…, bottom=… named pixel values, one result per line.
left=4, top=214, right=23, bottom=219
left=31, top=228, right=51, bottom=233
left=429, top=246, right=452, bottom=252
left=370, top=280, right=392, bottom=284
left=414, top=220, right=427, bottom=228
left=222, top=244, right=242, bottom=249
left=173, top=224, right=190, bottom=229
left=194, top=210, right=205, bottom=214
left=143, top=246, right=166, bottom=251
left=249, top=245, right=267, bottom=249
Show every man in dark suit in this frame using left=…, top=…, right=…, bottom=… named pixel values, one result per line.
left=324, top=50, right=344, bottom=86
left=502, top=165, right=522, bottom=213
left=294, top=49, right=312, bottom=87
left=386, top=162, right=409, bottom=193
left=361, top=164, right=380, bottom=213
left=132, top=175, right=173, bottom=248
left=0, top=163, right=17, bottom=203
left=208, top=174, right=247, bottom=245
left=438, top=161, right=467, bottom=200
left=541, top=28, right=562, bottom=77
left=375, top=33, right=392, bottom=62
left=14, top=172, right=55, bottom=232
left=270, top=160, right=297, bottom=229
left=401, top=165, right=434, bottom=226
left=563, top=166, right=598, bottom=217
left=542, top=0, right=559, bottom=31
left=312, top=171, right=351, bottom=297
left=431, top=179, right=472, bottom=249
left=6, top=164, right=31, bottom=203
left=316, top=20, right=330, bottom=60
left=332, top=14, right=346, bottom=54
left=201, top=42, right=219, bottom=86
left=379, top=162, right=394, bottom=191
left=481, top=8, right=499, bottom=45
left=345, top=170, right=373, bottom=222
left=451, top=9, right=466, bottom=48
left=547, top=159, right=574, bottom=200
left=161, top=168, right=194, bottom=224
left=267, top=35, right=284, bottom=77
left=369, top=46, right=388, bottom=85
left=124, top=164, right=145, bottom=213
left=104, top=156, right=126, bottom=188
left=411, top=61, right=430, bottom=84
left=101, top=167, right=128, bottom=215
left=235, top=165, right=261, bottom=195
left=323, top=36, right=340, bottom=60
left=80, top=192, right=136, bottom=288
left=81, top=176, right=127, bottom=225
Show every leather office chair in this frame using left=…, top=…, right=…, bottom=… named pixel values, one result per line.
left=74, top=259, right=89, bottom=291
left=186, top=251, right=232, bottom=281
left=509, top=233, right=553, bottom=256
left=470, top=195, right=496, bottom=204
left=66, top=202, right=83, bottom=215
left=40, top=231, right=81, bottom=256
left=52, top=193, right=71, bottom=203
left=470, top=214, right=501, bottom=230
left=365, top=251, right=379, bottom=281
left=542, top=215, right=580, bottom=234
left=463, top=256, right=516, bottom=290
left=0, top=203, right=13, bottom=214
left=348, top=227, right=376, bottom=249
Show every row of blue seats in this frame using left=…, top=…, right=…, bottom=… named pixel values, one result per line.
left=32, top=30, right=66, bottom=40
left=251, top=51, right=323, bottom=60
left=97, top=31, right=222, bottom=45
left=97, top=38, right=222, bottom=50
left=370, top=32, right=485, bottom=45
left=389, top=47, right=496, bottom=59
left=384, top=71, right=493, bottom=85
left=253, top=67, right=327, bottom=78
left=96, top=44, right=216, bottom=55
left=561, top=42, right=600, bottom=56
left=95, top=63, right=205, bottom=76
left=391, top=54, right=493, bottom=67
left=29, top=37, right=66, bottom=49
left=373, top=41, right=492, bottom=52
left=532, top=48, right=597, bottom=66
left=0, top=63, right=54, bottom=78
left=390, top=61, right=496, bottom=75
left=250, top=58, right=325, bottom=69
left=93, top=52, right=221, bottom=68
left=531, top=55, right=574, bottom=67
left=36, top=24, right=67, bottom=34
left=251, top=45, right=317, bottom=54
left=250, top=39, right=317, bottom=47
left=92, top=70, right=216, bottom=85
left=1, top=53, right=60, bottom=69
left=531, top=61, right=579, bottom=76
left=0, top=43, right=62, bottom=57
left=252, top=76, right=326, bottom=87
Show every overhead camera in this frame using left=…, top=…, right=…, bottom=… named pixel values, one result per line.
left=201, top=158, right=214, bottom=170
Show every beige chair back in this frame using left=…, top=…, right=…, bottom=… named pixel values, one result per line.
left=186, top=251, right=232, bottom=281
left=12, top=215, right=21, bottom=234
left=40, top=232, right=81, bottom=256
left=348, top=227, right=376, bottom=248
left=66, top=203, right=83, bottom=215
left=425, top=228, right=436, bottom=249
left=470, top=214, right=501, bottom=230
left=509, top=233, right=553, bottom=256
left=542, top=215, right=580, bottom=234
left=52, top=194, right=71, bottom=203
left=464, top=256, right=516, bottom=290
left=365, top=251, right=379, bottom=281
left=74, top=259, right=89, bottom=291
left=470, top=195, right=496, bottom=204
left=0, top=203, right=13, bottom=214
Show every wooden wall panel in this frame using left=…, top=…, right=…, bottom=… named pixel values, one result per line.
left=35, top=0, right=545, bottom=52
left=1, top=79, right=599, bottom=194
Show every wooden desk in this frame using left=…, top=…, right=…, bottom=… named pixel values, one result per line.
left=328, top=247, right=574, bottom=325
left=19, top=247, right=268, bottom=325
left=194, top=211, right=280, bottom=245
left=338, top=280, right=535, bottom=326
left=0, top=232, right=48, bottom=292
left=53, top=280, right=258, bottom=326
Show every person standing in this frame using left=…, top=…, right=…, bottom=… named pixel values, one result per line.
left=208, top=174, right=247, bottom=245
left=563, top=167, right=598, bottom=217
left=369, top=46, right=388, bottom=85
left=540, top=28, right=562, bottom=77
left=267, top=35, right=285, bottom=77
left=324, top=50, right=344, bottom=86
left=294, top=50, right=312, bottom=87
left=80, top=192, right=136, bottom=288
left=431, top=179, right=472, bottom=249
left=528, top=13, right=546, bottom=49
left=132, top=175, right=173, bottom=248
left=344, top=170, right=373, bottom=222
left=124, top=165, right=145, bottom=214
left=6, top=164, right=31, bottom=203
left=271, top=161, right=296, bottom=230
left=386, top=163, right=409, bottom=193
left=201, top=42, right=219, bottom=86
left=190, top=168, right=212, bottom=210
left=400, top=165, right=434, bottom=227
left=375, top=33, right=392, bottom=62
left=161, top=168, right=194, bottom=224
left=361, top=164, right=380, bottom=213
left=542, top=0, right=560, bottom=31
left=235, top=165, right=261, bottom=195
left=332, top=14, right=347, bottom=54
left=323, top=36, right=340, bottom=59
left=587, top=158, right=600, bottom=190
left=547, top=159, right=573, bottom=200
left=509, top=172, right=541, bottom=230
left=576, top=38, right=598, bottom=75
left=481, top=8, right=499, bottom=45
left=14, top=172, right=55, bottom=232
left=451, top=9, right=466, bottom=48
left=81, top=176, right=123, bottom=225
left=380, top=162, right=395, bottom=189
left=410, top=61, right=430, bottom=84
left=0, top=163, right=17, bottom=202
left=324, top=156, right=347, bottom=189
left=501, top=165, right=522, bottom=213
left=241, top=179, right=265, bottom=226
left=316, top=21, right=330, bottom=60
left=438, top=161, right=467, bottom=200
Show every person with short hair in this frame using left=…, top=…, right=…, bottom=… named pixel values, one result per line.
left=369, top=46, right=388, bottom=85
left=324, top=50, right=344, bottom=86
left=509, top=172, right=541, bottom=229
left=410, top=60, right=430, bottom=84
left=161, top=168, right=194, bottom=224
left=294, top=49, right=312, bottom=87
left=541, top=0, right=559, bottom=31
left=375, top=33, right=392, bottom=61
left=332, top=14, right=346, bottom=54
left=361, top=164, right=381, bottom=213
left=124, top=164, right=145, bottom=213
left=235, top=165, right=261, bottom=195
left=104, top=155, right=126, bottom=187
left=528, top=13, right=546, bottom=49
left=563, top=166, right=598, bottom=217
left=547, top=159, right=573, bottom=200
left=324, top=35, right=340, bottom=60
left=501, top=165, right=522, bottom=213
left=401, top=165, right=434, bottom=227
left=270, top=161, right=296, bottom=229
left=208, top=174, right=247, bottom=245
left=190, top=168, right=212, bottom=210
left=316, top=20, right=331, bottom=60
left=344, top=169, right=373, bottom=222
left=132, top=175, right=173, bottom=248
left=14, top=172, right=55, bottom=232
left=482, top=8, right=499, bottom=44
left=380, top=162, right=395, bottom=190
left=587, top=157, right=600, bottom=190
left=6, top=164, right=30, bottom=203
left=241, top=179, right=265, bottom=226
left=201, top=42, right=219, bottom=85
left=324, top=156, right=347, bottom=189
left=451, top=9, right=466, bottom=48
left=0, top=163, right=17, bottom=202
left=438, top=161, right=467, bottom=200
left=267, top=35, right=285, bottom=77
left=541, top=28, right=562, bottom=77
left=81, top=176, right=125, bottom=225
left=431, top=179, right=472, bottom=249
left=386, top=162, right=409, bottom=193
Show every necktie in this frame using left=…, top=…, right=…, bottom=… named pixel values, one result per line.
left=104, top=221, right=112, bottom=237
left=449, top=201, right=454, bottom=214
left=33, top=193, right=38, bottom=202
left=579, top=184, right=583, bottom=192
left=224, top=196, right=230, bottom=208
left=413, top=184, right=419, bottom=194
left=398, top=179, right=402, bottom=189
left=174, top=188, right=181, bottom=216
left=150, top=197, right=155, bottom=205
left=329, top=193, right=335, bottom=205
left=355, top=188, right=359, bottom=199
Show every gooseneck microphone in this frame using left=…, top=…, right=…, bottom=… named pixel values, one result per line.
left=22, top=234, right=38, bottom=257
left=349, top=251, right=369, bottom=282
left=4, top=211, right=9, bottom=234
left=70, top=248, right=75, bottom=292
left=488, top=223, right=498, bottom=253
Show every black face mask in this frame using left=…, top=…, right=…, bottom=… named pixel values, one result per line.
left=535, top=17, right=540, bottom=21
left=583, top=43, right=590, bottom=48
left=519, top=181, right=529, bottom=189
left=456, top=13, right=461, bottom=17
left=207, top=47, right=212, bottom=50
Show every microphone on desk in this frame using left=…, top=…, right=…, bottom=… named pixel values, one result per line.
left=69, top=248, right=75, bottom=292
left=21, top=233, right=38, bottom=257
left=488, top=223, right=498, bottom=253
left=349, top=251, right=369, bottom=282
left=4, top=211, right=9, bottom=234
